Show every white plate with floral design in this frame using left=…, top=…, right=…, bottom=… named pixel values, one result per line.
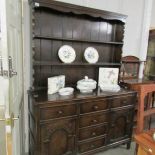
left=58, top=45, right=76, bottom=63
left=84, top=47, right=99, bottom=63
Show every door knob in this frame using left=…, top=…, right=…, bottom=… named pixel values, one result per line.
left=0, top=118, right=5, bottom=121
left=0, top=114, right=19, bottom=128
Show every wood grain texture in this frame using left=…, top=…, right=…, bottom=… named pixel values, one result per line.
left=134, top=129, right=155, bottom=155
left=28, top=89, right=137, bottom=155
left=32, top=1, right=125, bottom=89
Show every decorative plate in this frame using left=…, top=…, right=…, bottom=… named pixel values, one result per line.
left=58, top=45, right=76, bottom=63
left=84, top=47, right=99, bottom=63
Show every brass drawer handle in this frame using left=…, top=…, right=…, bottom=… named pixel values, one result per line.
left=111, top=124, right=115, bottom=127
left=58, top=110, right=63, bottom=114
left=93, top=105, right=99, bottom=110
left=90, top=144, right=95, bottom=148
left=91, top=132, right=96, bottom=136
left=92, top=119, right=98, bottom=124
left=127, top=119, right=130, bottom=123
left=121, top=100, right=127, bottom=105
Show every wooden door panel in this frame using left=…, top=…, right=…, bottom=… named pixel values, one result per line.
left=41, top=118, right=76, bottom=155
left=108, top=109, right=134, bottom=143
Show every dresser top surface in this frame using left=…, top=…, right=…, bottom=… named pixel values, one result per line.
left=29, top=88, right=136, bottom=104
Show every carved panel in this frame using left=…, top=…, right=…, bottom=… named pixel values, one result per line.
left=41, top=119, right=76, bottom=155
left=108, top=109, right=133, bottom=143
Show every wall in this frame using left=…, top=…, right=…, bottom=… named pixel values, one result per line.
left=55, top=0, right=145, bottom=57
left=23, top=0, right=31, bottom=153
left=150, top=0, right=155, bottom=29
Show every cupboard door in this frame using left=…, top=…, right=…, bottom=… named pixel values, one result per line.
left=108, top=108, right=134, bottom=143
left=40, top=118, right=76, bottom=155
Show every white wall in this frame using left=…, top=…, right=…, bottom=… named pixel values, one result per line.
left=23, top=0, right=31, bottom=153
left=150, top=0, right=155, bottom=28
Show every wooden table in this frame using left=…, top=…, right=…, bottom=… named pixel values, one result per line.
left=120, top=79, right=155, bottom=133
left=134, top=129, right=155, bottom=155
left=120, top=79, right=155, bottom=89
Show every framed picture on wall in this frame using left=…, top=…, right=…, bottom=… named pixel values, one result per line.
left=98, top=67, right=119, bottom=86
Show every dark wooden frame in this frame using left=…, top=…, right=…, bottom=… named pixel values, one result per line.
left=28, top=89, right=136, bottom=155
left=28, top=1, right=136, bottom=155
left=120, top=56, right=142, bottom=81
left=145, top=29, right=155, bottom=80
left=30, top=0, right=127, bottom=90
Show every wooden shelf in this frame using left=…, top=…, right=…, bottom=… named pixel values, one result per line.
left=33, top=61, right=121, bottom=66
left=33, top=35, right=123, bottom=45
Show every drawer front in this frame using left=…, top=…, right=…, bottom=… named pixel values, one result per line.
left=79, top=124, right=107, bottom=141
left=79, top=113, right=109, bottom=128
left=111, top=95, right=134, bottom=108
left=78, top=137, right=106, bottom=153
left=80, top=99, right=109, bottom=114
left=40, top=104, right=76, bottom=120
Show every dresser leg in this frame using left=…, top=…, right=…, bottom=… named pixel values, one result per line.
left=127, top=142, right=131, bottom=149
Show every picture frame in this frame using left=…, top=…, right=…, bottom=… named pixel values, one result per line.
left=98, top=67, right=119, bottom=86
left=48, top=75, right=65, bottom=94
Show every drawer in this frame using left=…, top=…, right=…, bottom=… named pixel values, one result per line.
left=79, top=113, right=109, bottom=128
left=40, top=104, right=76, bottom=120
left=79, top=124, right=107, bottom=141
left=80, top=99, right=109, bottom=114
left=78, top=137, right=106, bottom=153
left=111, top=95, right=134, bottom=108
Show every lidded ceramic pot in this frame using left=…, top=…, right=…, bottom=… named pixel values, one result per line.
left=77, top=76, right=97, bottom=93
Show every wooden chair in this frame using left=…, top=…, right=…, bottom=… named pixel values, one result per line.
left=134, top=129, right=155, bottom=155
left=132, top=83, right=155, bottom=155
left=120, top=56, right=141, bottom=81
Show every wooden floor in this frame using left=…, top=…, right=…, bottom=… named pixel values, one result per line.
left=96, top=119, right=155, bottom=155
left=96, top=143, right=135, bottom=155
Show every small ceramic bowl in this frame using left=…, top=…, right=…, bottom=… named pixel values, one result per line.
left=100, top=84, right=120, bottom=92
left=58, top=87, right=74, bottom=96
